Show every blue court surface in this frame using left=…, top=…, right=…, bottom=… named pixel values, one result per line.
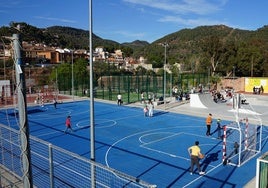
left=1, top=99, right=268, bottom=187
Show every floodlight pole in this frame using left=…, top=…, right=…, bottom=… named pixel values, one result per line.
left=13, top=33, right=33, bottom=188
left=233, top=66, right=235, bottom=93
left=56, top=68, right=58, bottom=100
left=89, top=0, right=96, bottom=187
left=160, top=42, right=168, bottom=109
left=71, top=50, right=74, bottom=101
left=0, top=38, right=6, bottom=80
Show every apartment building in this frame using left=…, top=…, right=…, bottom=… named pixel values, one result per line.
left=1, top=42, right=152, bottom=71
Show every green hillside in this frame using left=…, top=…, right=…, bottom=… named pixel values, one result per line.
left=1, top=22, right=268, bottom=77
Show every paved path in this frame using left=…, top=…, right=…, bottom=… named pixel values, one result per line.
left=153, top=94, right=268, bottom=126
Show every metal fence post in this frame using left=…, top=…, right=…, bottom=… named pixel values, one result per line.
left=49, top=144, right=54, bottom=188
left=13, top=33, right=33, bottom=188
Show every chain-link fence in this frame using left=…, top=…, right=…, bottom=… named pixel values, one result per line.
left=0, top=66, right=208, bottom=106
left=56, top=73, right=208, bottom=104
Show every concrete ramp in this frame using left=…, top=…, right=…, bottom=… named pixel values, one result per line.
left=198, top=93, right=218, bottom=108
left=190, top=93, right=222, bottom=108
left=190, top=93, right=207, bottom=108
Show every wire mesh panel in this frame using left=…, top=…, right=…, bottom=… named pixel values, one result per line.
left=0, top=125, right=22, bottom=177
left=224, top=120, right=261, bottom=167
left=0, top=124, right=155, bottom=188
left=223, top=94, right=262, bottom=167
left=30, top=137, right=51, bottom=187
left=51, top=145, right=91, bottom=188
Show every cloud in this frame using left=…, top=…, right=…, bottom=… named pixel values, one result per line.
left=35, top=16, right=76, bottom=24
left=114, top=30, right=146, bottom=39
left=158, top=15, right=229, bottom=27
left=123, top=0, right=227, bottom=15
left=122, top=0, right=230, bottom=30
left=96, top=30, right=146, bottom=42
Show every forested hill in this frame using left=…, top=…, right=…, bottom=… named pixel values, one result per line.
left=1, top=22, right=268, bottom=76
left=0, top=22, right=149, bottom=56
left=140, top=25, right=268, bottom=76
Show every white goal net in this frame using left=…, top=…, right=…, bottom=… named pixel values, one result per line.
left=222, top=93, right=262, bottom=167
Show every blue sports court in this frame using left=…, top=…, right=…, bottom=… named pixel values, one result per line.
left=0, top=98, right=268, bottom=187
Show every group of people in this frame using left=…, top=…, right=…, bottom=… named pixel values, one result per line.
left=253, top=85, right=264, bottom=94
left=143, top=100, right=154, bottom=117
left=188, top=113, right=225, bottom=175
left=141, top=92, right=154, bottom=117
left=62, top=95, right=229, bottom=177
left=141, top=92, right=155, bottom=103
left=206, top=113, right=223, bottom=139
left=117, top=92, right=155, bottom=117
left=212, top=91, right=227, bottom=103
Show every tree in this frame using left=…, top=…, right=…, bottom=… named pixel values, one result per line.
left=236, top=41, right=263, bottom=77
left=200, top=36, right=223, bottom=76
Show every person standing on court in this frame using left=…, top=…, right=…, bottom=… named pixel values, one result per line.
left=206, top=113, right=213, bottom=136
left=216, top=118, right=222, bottom=139
left=141, top=92, right=144, bottom=104
left=64, top=115, right=73, bottom=133
left=147, top=100, right=154, bottom=117
left=188, top=141, right=205, bottom=175
left=143, top=102, right=148, bottom=117
left=117, top=93, right=122, bottom=106
left=53, top=98, right=57, bottom=109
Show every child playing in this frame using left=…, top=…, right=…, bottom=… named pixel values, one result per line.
left=143, top=102, right=148, bottom=117
left=64, top=115, right=73, bottom=133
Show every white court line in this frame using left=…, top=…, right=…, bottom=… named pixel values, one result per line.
left=182, top=162, right=224, bottom=188
left=105, top=127, right=186, bottom=167
left=139, top=132, right=183, bottom=145
left=140, top=144, right=190, bottom=161
left=105, top=126, right=221, bottom=167
left=75, top=119, right=117, bottom=129
left=105, top=125, right=211, bottom=166
left=139, top=132, right=219, bottom=168
left=28, top=108, right=73, bottom=120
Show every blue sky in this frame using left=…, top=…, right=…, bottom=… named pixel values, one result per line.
left=0, top=0, right=267, bottom=43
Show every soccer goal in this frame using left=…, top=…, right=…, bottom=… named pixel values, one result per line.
left=222, top=93, right=262, bottom=167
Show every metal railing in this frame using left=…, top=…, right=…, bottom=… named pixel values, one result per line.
left=0, top=124, right=156, bottom=188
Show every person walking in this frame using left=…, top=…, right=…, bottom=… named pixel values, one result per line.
left=64, top=115, right=73, bottom=133
left=206, top=113, right=213, bottom=136
left=188, top=141, right=205, bottom=175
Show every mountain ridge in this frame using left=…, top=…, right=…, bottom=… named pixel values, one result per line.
left=1, top=22, right=268, bottom=76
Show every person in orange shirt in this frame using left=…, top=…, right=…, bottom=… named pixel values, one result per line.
left=188, top=141, right=205, bottom=175
left=206, top=113, right=213, bottom=136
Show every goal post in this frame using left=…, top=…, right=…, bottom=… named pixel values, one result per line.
left=222, top=118, right=262, bottom=167
left=222, top=93, right=263, bottom=167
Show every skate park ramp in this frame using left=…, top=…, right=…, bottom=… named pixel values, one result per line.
left=190, top=93, right=228, bottom=108
left=188, top=93, right=265, bottom=122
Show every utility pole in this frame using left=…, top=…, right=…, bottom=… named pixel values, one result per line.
left=71, top=50, right=74, bottom=101
left=13, top=33, right=33, bottom=188
left=159, top=42, right=168, bottom=109
left=251, top=56, right=254, bottom=77
left=89, top=0, right=96, bottom=187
